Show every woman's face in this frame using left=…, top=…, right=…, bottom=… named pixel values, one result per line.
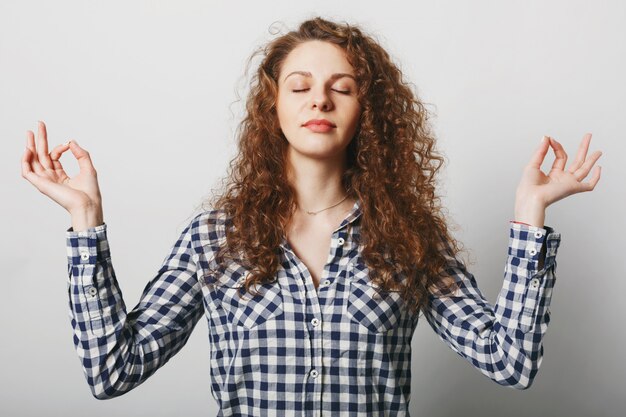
left=276, top=40, right=361, bottom=162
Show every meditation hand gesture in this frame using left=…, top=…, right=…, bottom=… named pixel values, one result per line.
left=21, top=121, right=104, bottom=229
left=514, top=133, right=603, bottom=227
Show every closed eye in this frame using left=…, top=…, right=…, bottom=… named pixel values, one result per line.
left=292, top=88, right=351, bottom=94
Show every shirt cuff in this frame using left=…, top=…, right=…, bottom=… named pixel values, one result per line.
left=507, top=221, right=561, bottom=277
left=66, top=223, right=110, bottom=265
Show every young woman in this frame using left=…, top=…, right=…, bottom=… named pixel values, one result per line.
left=21, top=17, right=602, bottom=416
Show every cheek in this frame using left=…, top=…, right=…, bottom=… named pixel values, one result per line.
left=346, top=106, right=361, bottom=128
left=276, top=94, right=294, bottom=118
left=276, top=98, right=290, bottom=127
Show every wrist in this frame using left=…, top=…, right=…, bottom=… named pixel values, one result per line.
left=70, top=204, right=104, bottom=232
left=514, top=196, right=546, bottom=228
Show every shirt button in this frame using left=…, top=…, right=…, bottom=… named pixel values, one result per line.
left=237, top=277, right=245, bottom=285
left=348, top=262, right=354, bottom=269
left=534, top=231, right=544, bottom=239
left=530, top=278, right=540, bottom=288
left=310, top=369, right=319, bottom=378
left=323, top=279, right=331, bottom=286
left=80, top=251, right=90, bottom=261
left=337, top=237, right=345, bottom=246
left=87, top=287, right=97, bottom=296
left=527, top=246, right=538, bottom=256
left=311, top=318, right=320, bottom=327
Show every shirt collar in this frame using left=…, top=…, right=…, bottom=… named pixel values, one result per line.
left=332, top=197, right=362, bottom=233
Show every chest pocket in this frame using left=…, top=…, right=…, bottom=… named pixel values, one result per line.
left=346, top=263, right=405, bottom=333
left=212, top=275, right=284, bottom=330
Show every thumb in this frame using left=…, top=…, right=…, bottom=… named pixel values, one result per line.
left=67, top=140, right=97, bottom=174
left=528, top=135, right=551, bottom=170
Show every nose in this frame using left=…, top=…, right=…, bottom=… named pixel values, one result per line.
left=310, top=87, right=333, bottom=111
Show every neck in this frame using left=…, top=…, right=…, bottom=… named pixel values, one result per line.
left=285, top=148, right=351, bottom=216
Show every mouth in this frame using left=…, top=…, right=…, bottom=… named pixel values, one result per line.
left=302, top=119, right=336, bottom=128
left=304, top=123, right=335, bottom=133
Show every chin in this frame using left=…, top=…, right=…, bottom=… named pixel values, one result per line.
left=288, top=142, right=345, bottom=160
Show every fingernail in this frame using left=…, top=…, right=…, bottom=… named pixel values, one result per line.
left=64, top=140, right=71, bottom=146
left=542, top=135, right=548, bottom=142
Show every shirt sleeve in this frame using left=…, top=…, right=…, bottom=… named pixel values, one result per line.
left=65, top=215, right=205, bottom=399
left=422, top=221, right=561, bottom=390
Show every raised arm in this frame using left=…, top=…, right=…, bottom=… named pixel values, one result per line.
left=423, top=222, right=560, bottom=389
left=423, top=133, right=602, bottom=389
left=22, top=121, right=205, bottom=398
left=66, top=217, right=205, bottom=398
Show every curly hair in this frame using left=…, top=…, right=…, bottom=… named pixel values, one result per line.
left=199, top=16, right=468, bottom=317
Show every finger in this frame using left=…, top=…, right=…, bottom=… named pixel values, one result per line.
left=573, top=150, right=603, bottom=182
left=22, top=153, right=72, bottom=203
left=567, top=133, right=592, bottom=173
left=528, top=135, right=551, bottom=169
left=49, top=141, right=70, bottom=161
left=23, top=146, right=75, bottom=202
left=67, top=140, right=97, bottom=175
left=22, top=147, right=44, bottom=189
left=22, top=146, right=34, bottom=177
left=548, top=137, right=568, bottom=171
left=49, top=142, right=71, bottom=181
left=581, top=165, right=601, bottom=191
left=37, top=121, right=53, bottom=170
left=26, top=130, right=45, bottom=175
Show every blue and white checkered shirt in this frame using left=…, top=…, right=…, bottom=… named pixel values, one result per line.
left=66, top=199, right=561, bottom=416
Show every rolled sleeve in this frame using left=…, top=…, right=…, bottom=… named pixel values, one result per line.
left=64, top=217, right=205, bottom=399
left=66, top=223, right=110, bottom=334
left=423, top=222, right=562, bottom=389
left=498, top=222, right=561, bottom=338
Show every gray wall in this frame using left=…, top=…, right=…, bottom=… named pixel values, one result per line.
left=2, top=1, right=624, bottom=416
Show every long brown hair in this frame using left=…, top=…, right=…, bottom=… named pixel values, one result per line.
left=199, top=17, right=467, bottom=317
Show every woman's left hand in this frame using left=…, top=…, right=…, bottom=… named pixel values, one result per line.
left=514, top=133, right=603, bottom=227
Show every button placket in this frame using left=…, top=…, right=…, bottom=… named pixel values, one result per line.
left=520, top=275, right=543, bottom=332
left=346, top=262, right=354, bottom=282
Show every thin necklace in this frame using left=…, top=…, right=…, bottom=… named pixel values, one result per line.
left=303, top=194, right=350, bottom=215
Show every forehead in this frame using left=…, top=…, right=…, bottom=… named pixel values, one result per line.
left=279, top=41, right=355, bottom=83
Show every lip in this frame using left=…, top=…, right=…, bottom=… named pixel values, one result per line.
left=305, top=124, right=334, bottom=133
left=303, top=118, right=336, bottom=127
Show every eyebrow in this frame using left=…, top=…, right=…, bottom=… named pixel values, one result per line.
left=282, top=71, right=356, bottom=83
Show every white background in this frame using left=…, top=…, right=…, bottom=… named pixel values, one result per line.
left=2, top=1, right=625, bottom=416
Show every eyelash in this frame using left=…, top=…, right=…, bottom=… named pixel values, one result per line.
left=292, top=88, right=350, bottom=95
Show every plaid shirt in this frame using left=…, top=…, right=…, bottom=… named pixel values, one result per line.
left=66, top=199, right=561, bottom=416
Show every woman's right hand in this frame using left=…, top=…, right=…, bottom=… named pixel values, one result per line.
left=21, top=121, right=104, bottom=221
